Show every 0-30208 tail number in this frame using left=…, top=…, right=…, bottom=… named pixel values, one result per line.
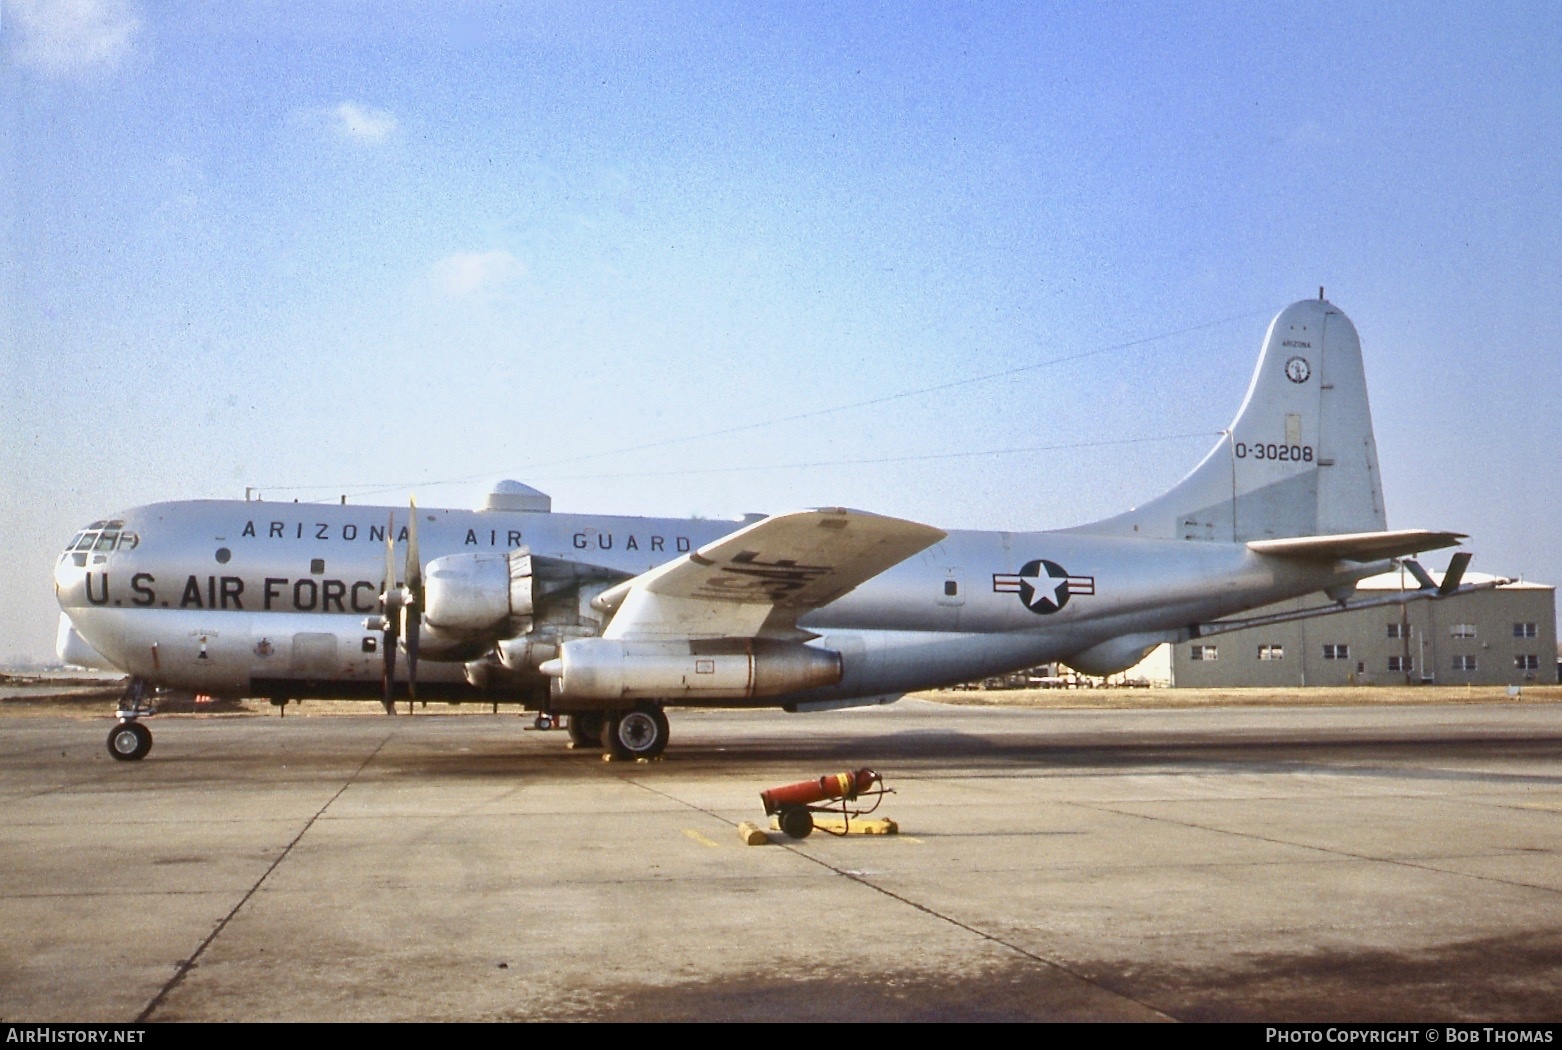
left=1234, top=442, right=1313, bottom=462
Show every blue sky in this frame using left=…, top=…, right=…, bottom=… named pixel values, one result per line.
left=3, top=1, right=1559, bottom=663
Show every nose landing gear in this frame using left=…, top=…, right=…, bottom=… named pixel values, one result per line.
left=106, top=677, right=156, bottom=762
left=107, top=721, right=152, bottom=761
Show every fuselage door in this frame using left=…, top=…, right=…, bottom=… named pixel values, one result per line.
left=290, top=633, right=339, bottom=677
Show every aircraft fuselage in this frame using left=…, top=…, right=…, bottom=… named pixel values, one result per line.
left=55, top=498, right=1381, bottom=705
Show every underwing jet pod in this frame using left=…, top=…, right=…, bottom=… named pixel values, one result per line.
left=56, top=297, right=1493, bottom=762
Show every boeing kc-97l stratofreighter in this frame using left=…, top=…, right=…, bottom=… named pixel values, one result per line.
left=56, top=296, right=1486, bottom=762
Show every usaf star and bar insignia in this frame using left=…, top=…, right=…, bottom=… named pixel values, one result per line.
left=993, top=559, right=1095, bottom=614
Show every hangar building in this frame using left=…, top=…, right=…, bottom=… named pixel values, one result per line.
left=1170, top=570, right=1556, bottom=688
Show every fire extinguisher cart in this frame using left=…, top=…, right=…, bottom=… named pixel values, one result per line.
left=760, top=768, right=890, bottom=839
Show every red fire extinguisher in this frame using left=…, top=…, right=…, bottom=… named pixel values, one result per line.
left=761, top=768, right=881, bottom=814
left=760, top=769, right=884, bottom=838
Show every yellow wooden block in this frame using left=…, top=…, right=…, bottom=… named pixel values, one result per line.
left=736, top=821, right=769, bottom=846
left=820, top=817, right=897, bottom=835
left=768, top=815, right=899, bottom=835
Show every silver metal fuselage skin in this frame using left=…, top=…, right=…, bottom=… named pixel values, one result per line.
left=54, top=499, right=1377, bottom=705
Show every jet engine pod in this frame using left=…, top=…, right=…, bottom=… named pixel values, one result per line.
left=422, top=549, right=535, bottom=639
left=539, top=637, right=842, bottom=702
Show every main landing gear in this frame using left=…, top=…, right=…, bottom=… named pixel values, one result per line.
left=556, top=703, right=670, bottom=759
left=601, top=702, right=670, bottom=760
left=563, top=702, right=669, bottom=760
left=107, top=677, right=155, bottom=762
left=566, top=711, right=604, bottom=749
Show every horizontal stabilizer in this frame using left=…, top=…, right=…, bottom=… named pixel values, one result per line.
left=1191, top=568, right=1510, bottom=641
left=1402, top=559, right=1438, bottom=591
left=1247, top=529, right=1465, bottom=563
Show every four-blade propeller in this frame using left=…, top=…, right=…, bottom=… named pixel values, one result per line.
left=365, top=500, right=424, bottom=715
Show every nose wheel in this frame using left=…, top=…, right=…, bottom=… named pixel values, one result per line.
left=107, top=677, right=156, bottom=761
left=107, top=721, right=152, bottom=762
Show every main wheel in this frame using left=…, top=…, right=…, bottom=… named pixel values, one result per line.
left=566, top=712, right=603, bottom=749
left=777, top=806, right=814, bottom=839
left=600, top=703, right=669, bottom=760
left=107, top=721, right=152, bottom=762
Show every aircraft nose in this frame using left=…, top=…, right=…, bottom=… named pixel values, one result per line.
left=60, top=521, right=100, bottom=570
left=54, top=548, right=84, bottom=609
left=56, top=517, right=140, bottom=608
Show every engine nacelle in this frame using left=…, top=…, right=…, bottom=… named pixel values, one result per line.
left=422, top=549, right=534, bottom=641
left=1061, top=632, right=1167, bottom=677
left=495, top=636, right=558, bottom=673
left=539, top=637, right=842, bottom=702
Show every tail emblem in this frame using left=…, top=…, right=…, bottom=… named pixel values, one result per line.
left=1285, top=356, right=1311, bottom=383
left=993, top=559, right=1095, bottom=615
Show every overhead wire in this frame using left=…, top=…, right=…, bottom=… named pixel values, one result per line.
left=250, top=305, right=1267, bottom=499
left=518, top=432, right=1221, bottom=483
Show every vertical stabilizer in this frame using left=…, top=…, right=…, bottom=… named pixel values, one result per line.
left=1072, top=298, right=1386, bottom=542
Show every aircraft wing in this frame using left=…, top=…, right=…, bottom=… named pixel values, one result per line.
left=595, top=508, right=947, bottom=641
left=1247, top=529, right=1465, bottom=562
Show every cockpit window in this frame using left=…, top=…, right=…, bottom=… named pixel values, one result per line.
left=65, top=525, right=138, bottom=556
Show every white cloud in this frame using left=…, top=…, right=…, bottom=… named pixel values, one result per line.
left=330, top=101, right=398, bottom=143
left=430, top=250, right=525, bottom=297
left=9, top=0, right=139, bottom=75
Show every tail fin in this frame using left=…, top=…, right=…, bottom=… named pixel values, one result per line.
left=1074, top=297, right=1387, bottom=542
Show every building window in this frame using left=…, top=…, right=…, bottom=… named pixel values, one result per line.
left=1513, top=623, right=1537, bottom=638
left=1388, top=656, right=1413, bottom=672
left=1258, top=644, right=1284, bottom=661
left=1387, top=623, right=1408, bottom=639
left=1450, top=624, right=1477, bottom=639
left=1322, top=644, right=1350, bottom=660
left=1190, top=645, right=1218, bottom=661
left=1452, top=655, right=1477, bottom=671
left=1515, top=654, right=1539, bottom=671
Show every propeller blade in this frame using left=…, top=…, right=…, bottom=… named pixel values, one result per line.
left=380, top=512, right=399, bottom=716
left=406, top=497, right=423, bottom=598
left=405, top=498, right=422, bottom=704
left=382, top=629, right=399, bottom=715
left=404, top=610, right=420, bottom=712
